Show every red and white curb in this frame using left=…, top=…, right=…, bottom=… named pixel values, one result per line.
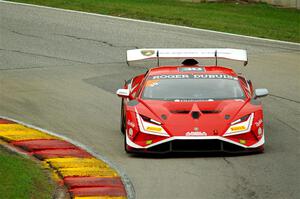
left=0, top=117, right=135, bottom=199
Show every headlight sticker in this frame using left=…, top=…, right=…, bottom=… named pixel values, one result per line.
left=224, top=113, right=254, bottom=136
left=135, top=108, right=169, bottom=137
left=146, top=126, right=163, bottom=132
left=230, top=125, right=246, bottom=132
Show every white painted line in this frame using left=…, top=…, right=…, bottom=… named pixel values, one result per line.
left=0, top=115, right=136, bottom=199
left=1, top=0, right=300, bottom=46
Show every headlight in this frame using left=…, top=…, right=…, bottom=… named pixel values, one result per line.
left=224, top=113, right=254, bottom=136
left=135, top=109, right=169, bottom=137
left=140, top=115, right=162, bottom=125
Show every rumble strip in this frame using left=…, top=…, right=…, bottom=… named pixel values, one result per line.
left=0, top=117, right=129, bottom=199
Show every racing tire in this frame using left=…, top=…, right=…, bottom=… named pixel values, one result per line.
left=257, top=145, right=264, bottom=153
left=120, top=99, right=126, bottom=134
left=124, top=132, right=130, bottom=153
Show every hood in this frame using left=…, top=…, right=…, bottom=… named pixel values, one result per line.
left=136, top=99, right=248, bottom=136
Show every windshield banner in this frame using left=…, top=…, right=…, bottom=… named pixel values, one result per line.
left=149, top=74, right=238, bottom=80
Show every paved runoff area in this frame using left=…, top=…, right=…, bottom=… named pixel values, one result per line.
left=0, top=118, right=127, bottom=199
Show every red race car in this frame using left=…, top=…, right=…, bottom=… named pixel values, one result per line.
left=117, top=48, right=268, bottom=154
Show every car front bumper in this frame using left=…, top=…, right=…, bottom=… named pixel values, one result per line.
left=126, top=135, right=264, bottom=154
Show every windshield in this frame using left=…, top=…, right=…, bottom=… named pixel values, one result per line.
left=142, top=74, right=245, bottom=100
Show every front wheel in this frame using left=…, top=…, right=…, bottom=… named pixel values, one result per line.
left=124, top=132, right=130, bottom=153
left=120, top=99, right=126, bottom=134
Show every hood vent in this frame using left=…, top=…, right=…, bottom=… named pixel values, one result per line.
left=170, top=110, right=220, bottom=114
left=170, top=110, right=190, bottom=114
left=201, top=110, right=221, bottom=114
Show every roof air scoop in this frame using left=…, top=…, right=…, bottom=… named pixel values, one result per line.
left=181, top=59, right=199, bottom=66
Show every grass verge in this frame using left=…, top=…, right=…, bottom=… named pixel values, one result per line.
left=0, top=146, right=54, bottom=199
left=6, top=0, right=300, bottom=43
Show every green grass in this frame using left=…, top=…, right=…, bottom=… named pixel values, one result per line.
left=7, top=0, right=300, bottom=43
left=0, top=146, right=54, bottom=199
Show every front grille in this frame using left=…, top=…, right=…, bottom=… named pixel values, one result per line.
left=146, top=140, right=247, bottom=153
left=147, top=142, right=170, bottom=153
left=223, top=142, right=245, bottom=152
left=171, top=140, right=221, bottom=152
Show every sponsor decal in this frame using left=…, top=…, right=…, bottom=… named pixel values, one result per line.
left=174, top=99, right=213, bottom=102
left=193, top=74, right=238, bottom=80
left=141, top=50, right=155, bottom=56
left=146, top=126, right=163, bottom=132
left=145, top=79, right=160, bottom=87
left=230, top=126, right=246, bottom=132
left=127, top=120, right=135, bottom=128
left=152, top=74, right=189, bottom=79
left=178, top=67, right=205, bottom=72
left=255, top=119, right=263, bottom=127
left=185, top=131, right=207, bottom=136
left=150, top=74, right=238, bottom=80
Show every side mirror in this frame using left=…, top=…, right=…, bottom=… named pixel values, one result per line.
left=116, top=89, right=130, bottom=98
left=254, top=88, right=269, bottom=99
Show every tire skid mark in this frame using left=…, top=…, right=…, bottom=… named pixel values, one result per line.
left=269, top=94, right=300, bottom=104
left=0, top=117, right=131, bottom=199
left=0, top=48, right=95, bottom=65
left=0, top=61, right=126, bottom=71
left=10, top=29, right=43, bottom=39
left=55, top=33, right=139, bottom=49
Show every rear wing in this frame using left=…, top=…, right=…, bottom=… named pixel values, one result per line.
left=126, top=48, right=248, bottom=66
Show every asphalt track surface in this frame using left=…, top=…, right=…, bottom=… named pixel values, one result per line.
left=1, top=2, right=300, bottom=199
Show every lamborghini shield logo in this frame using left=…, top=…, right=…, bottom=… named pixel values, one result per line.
left=141, top=50, right=155, bottom=56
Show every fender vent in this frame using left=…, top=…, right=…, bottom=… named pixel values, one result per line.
left=170, top=110, right=220, bottom=114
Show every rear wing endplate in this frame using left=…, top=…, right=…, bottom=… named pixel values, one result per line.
left=126, top=48, right=248, bottom=66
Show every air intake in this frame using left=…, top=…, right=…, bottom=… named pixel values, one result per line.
left=191, top=111, right=200, bottom=119
left=201, top=110, right=221, bottom=114
left=170, top=110, right=190, bottom=114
